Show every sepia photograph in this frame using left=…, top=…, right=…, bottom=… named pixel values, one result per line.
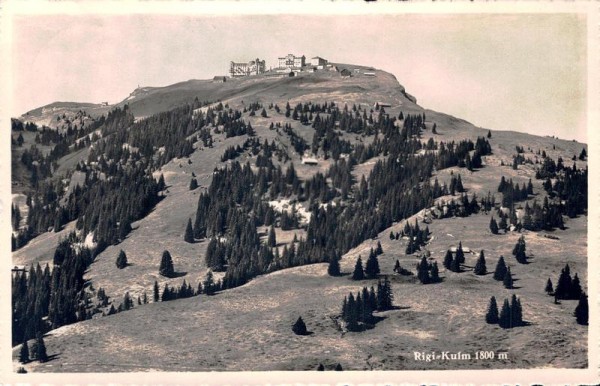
left=2, top=1, right=598, bottom=384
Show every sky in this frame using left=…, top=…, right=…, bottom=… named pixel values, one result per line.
left=10, top=11, right=588, bottom=142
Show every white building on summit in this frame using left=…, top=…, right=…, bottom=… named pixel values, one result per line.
left=278, top=54, right=306, bottom=69
left=229, top=58, right=266, bottom=77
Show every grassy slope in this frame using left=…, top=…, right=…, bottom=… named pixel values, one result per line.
left=12, top=66, right=588, bottom=372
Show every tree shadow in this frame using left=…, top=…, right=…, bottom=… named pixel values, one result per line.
left=164, top=271, right=187, bottom=278
left=44, top=353, right=61, bottom=363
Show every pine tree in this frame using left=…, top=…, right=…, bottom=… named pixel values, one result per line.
left=393, top=259, right=400, bottom=273
left=443, top=250, right=453, bottom=269
left=489, top=217, right=499, bottom=234
left=153, top=280, right=159, bottom=302
left=485, top=296, right=499, bottom=324
left=487, top=130, right=492, bottom=138
left=544, top=278, right=554, bottom=295
left=189, top=178, right=198, bottom=190
left=115, top=249, right=128, bottom=269
left=157, top=173, right=166, bottom=191
left=510, top=294, right=523, bottom=327
left=375, top=241, right=383, bottom=255
left=493, top=256, right=507, bottom=281
left=456, top=242, right=465, bottom=264
left=159, top=250, right=175, bottom=277
left=123, top=292, right=133, bottom=310
left=204, top=270, right=216, bottom=295
left=317, top=363, right=325, bottom=371
left=19, top=340, right=29, bottom=363
left=555, top=264, right=573, bottom=299
left=450, top=254, right=461, bottom=273
left=327, top=254, right=341, bottom=277
left=35, top=334, right=48, bottom=363
left=474, top=250, right=487, bottom=275
left=377, top=276, right=394, bottom=311
left=430, top=261, right=440, bottom=283
left=498, top=299, right=511, bottom=329
left=570, top=273, right=583, bottom=300
left=345, top=293, right=359, bottom=331
left=335, top=363, right=343, bottom=371
left=267, top=226, right=276, bottom=247
left=352, top=256, right=365, bottom=280
left=292, top=316, right=308, bottom=335
left=365, top=251, right=380, bottom=279
left=417, top=256, right=430, bottom=284
left=184, top=218, right=194, bottom=243
left=503, top=267, right=513, bottom=289
left=574, top=292, right=589, bottom=325
left=512, top=235, right=527, bottom=264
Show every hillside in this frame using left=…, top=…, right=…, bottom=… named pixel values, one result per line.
left=11, top=63, right=588, bottom=373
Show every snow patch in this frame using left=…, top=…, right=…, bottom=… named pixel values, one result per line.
left=268, top=199, right=311, bottom=223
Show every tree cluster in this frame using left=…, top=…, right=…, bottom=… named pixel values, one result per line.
left=485, top=294, right=524, bottom=328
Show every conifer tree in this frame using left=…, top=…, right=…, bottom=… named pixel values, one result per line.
left=570, top=273, right=583, bottom=300
left=456, top=242, right=465, bottom=264
left=115, top=249, right=128, bottom=269
left=498, top=298, right=511, bottom=329
left=345, top=293, right=359, bottom=331
left=352, top=256, right=365, bottom=280
left=153, top=280, right=159, bottom=302
left=35, top=334, right=48, bottom=363
left=394, top=259, right=400, bottom=273
left=443, top=250, right=453, bottom=270
left=503, top=267, right=513, bottom=289
left=417, top=256, right=430, bottom=284
left=123, top=292, right=133, bottom=310
left=376, top=276, right=394, bottom=311
left=189, top=178, right=198, bottom=190
left=267, top=226, right=276, bottom=247
left=512, top=235, right=527, bottom=264
left=430, top=261, right=440, bottom=283
left=493, top=256, right=507, bottom=281
left=474, top=250, right=487, bottom=275
left=292, top=316, right=308, bottom=335
left=365, top=251, right=380, bottom=279
left=390, top=231, right=395, bottom=240
left=574, top=292, right=589, bottom=325
left=327, top=254, right=341, bottom=277
left=450, top=254, right=461, bottom=273
left=544, top=278, right=554, bottom=295
left=510, top=294, right=523, bottom=327
left=203, top=270, right=216, bottom=295
left=161, top=284, right=171, bottom=302
left=19, top=340, right=29, bottom=364
left=159, top=250, right=175, bottom=277
left=317, top=364, right=325, bottom=371
left=485, top=296, right=499, bottom=324
left=157, top=173, right=166, bottom=191
left=335, top=363, right=343, bottom=371
left=184, top=218, right=194, bottom=243
left=375, top=241, right=383, bottom=255
left=555, top=264, right=573, bottom=299
left=489, top=217, right=499, bottom=234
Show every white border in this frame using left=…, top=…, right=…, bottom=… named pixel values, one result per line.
left=1, top=1, right=598, bottom=385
